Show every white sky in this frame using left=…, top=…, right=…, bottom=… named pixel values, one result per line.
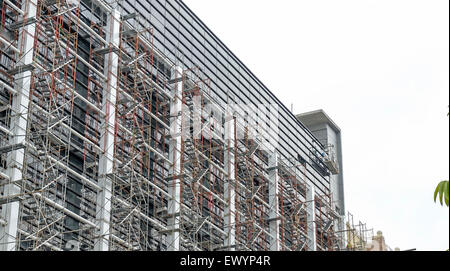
left=183, top=0, right=449, bottom=251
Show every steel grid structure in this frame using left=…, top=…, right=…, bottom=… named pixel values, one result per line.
left=1, top=0, right=346, bottom=251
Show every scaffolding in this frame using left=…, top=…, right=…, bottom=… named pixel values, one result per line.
left=342, top=212, right=374, bottom=251
left=277, top=157, right=310, bottom=251
left=0, top=0, right=345, bottom=251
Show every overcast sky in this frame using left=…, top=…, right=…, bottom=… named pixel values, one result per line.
left=183, top=0, right=449, bottom=251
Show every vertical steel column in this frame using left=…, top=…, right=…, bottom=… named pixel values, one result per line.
left=167, top=67, right=183, bottom=251
left=0, top=0, right=37, bottom=251
left=268, top=153, right=280, bottom=251
left=307, top=185, right=317, bottom=251
left=223, top=113, right=236, bottom=250
left=95, top=9, right=120, bottom=251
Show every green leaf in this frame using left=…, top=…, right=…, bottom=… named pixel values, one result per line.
left=434, top=181, right=450, bottom=207
left=434, top=184, right=440, bottom=203
left=444, top=181, right=449, bottom=207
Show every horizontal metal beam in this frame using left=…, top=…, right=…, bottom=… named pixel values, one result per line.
left=6, top=17, right=36, bottom=31
left=0, top=143, right=25, bottom=155
left=0, top=194, right=25, bottom=205
left=8, top=63, right=34, bottom=76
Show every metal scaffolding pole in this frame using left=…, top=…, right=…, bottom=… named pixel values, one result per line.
left=95, top=9, right=121, bottom=251
left=0, top=0, right=37, bottom=251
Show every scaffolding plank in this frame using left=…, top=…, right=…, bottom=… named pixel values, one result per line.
left=93, top=47, right=119, bottom=55
left=168, top=77, right=183, bottom=84
left=7, top=64, right=35, bottom=76
left=6, top=17, right=36, bottom=31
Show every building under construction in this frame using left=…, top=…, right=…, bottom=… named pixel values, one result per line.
left=1, top=0, right=347, bottom=251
